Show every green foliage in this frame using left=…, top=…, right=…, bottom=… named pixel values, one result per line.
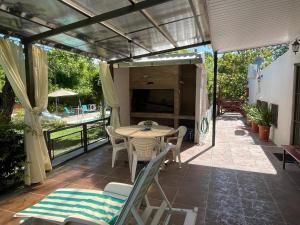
left=0, top=65, right=5, bottom=90
left=48, top=49, right=102, bottom=103
left=0, top=122, right=25, bottom=193
left=204, top=44, right=289, bottom=102
left=42, top=119, right=67, bottom=131
left=245, top=105, right=259, bottom=122
left=48, top=103, right=64, bottom=113
left=255, top=105, right=273, bottom=126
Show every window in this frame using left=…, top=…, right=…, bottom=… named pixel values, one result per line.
left=271, top=104, right=278, bottom=128
left=257, top=100, right=268, bottom=109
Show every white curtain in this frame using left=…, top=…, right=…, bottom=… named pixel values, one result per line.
left=99, top=62, right=120, bottom=128
left=0, top=39, right=52, bottom=185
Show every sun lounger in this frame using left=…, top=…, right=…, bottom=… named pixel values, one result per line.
left=16, top=145, right=198, bottom=225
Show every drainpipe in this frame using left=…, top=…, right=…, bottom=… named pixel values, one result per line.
left=212, top=51, right=218, bottom=146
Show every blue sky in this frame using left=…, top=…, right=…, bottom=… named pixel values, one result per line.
left=188, top=44, right=213, bottom=53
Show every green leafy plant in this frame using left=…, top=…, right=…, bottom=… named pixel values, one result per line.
left=0, top=122, right=25, bottom=193
left=255, top=105, right=273, bottom=126
left=42, top=119, right=67, bottom=130
left=48, top=103, right=65, bottom=113
left=242, top=103, right=252, bottom=116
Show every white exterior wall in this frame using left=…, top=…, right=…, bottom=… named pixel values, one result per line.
left=113, top=68, right=130, bottom=126
left=248, top=49, right=300, bottom=146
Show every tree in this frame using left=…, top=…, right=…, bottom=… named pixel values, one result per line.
left=0, top=66, right=15, bottom=123
left=48, top=49, right=102, bottom=104
left=204, top=44, right=289, bottom=102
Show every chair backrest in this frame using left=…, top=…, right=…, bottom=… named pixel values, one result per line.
left=130, top=138, right=158, bottom=160
left=64, top=107, right=70, bottom=113
left=105, top=125, right=118, bottom=146
left=175, top=126, right=187, bottom=149
left=138, top=120, right=159, bottom=126
left=115, top=145, right=171, bottom=225
left=82, top=105, right=88, bottom=111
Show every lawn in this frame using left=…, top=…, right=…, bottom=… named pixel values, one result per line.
left=49, top=124, right=106, bottom=157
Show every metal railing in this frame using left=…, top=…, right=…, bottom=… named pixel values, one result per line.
left=44, top=117, right=110, bottom=163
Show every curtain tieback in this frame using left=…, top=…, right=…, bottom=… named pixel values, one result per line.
left=26, top=107, right=43, bottom=136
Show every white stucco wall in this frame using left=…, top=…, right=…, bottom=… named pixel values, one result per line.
left=248, top=49, right=300, bottom=146
left=113, top=68, right=130, bottom=126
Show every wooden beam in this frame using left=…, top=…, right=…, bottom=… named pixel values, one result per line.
left=23, top=43, right=35, bottom=107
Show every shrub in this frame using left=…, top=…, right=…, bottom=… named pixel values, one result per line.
left=42, top=119, right=67, bottom=130
left=255, top=105, right=272, bottom=126
left=0, top=122, right=25, bottom=193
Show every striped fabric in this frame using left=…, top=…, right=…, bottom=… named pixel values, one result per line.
left=15, top=188, right=127, bottom=225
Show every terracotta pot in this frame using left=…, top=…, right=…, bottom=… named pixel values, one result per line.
left=251, top=121, right=259, bottom=133
left=258, top=125, right=270, bottom=141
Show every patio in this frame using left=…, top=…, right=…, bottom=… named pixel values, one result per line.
left=1, top=113, right=299, bottom=225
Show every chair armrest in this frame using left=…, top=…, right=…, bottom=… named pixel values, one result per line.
left=104, top=182, right=133, bottom=197
left=166, top=137, right=178, bottom=143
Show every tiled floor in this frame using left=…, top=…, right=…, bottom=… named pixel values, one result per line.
left=1, top=113, right=300, bottom=225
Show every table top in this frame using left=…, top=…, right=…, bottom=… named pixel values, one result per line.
left=115, top=125, right=174, bottom=138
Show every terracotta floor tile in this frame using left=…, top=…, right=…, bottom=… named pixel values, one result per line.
left=1, top=113, right=300, bottom=224
left=29, top=179, right=69, bottom=195
left=147, top=184, right=178, bottom=203
left=0, top=192, right=44, bottom=212
left=0, top=210, right=21, bottom=225
left=174, top=188, right=208, bottom=208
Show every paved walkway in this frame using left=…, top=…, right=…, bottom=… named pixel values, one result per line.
left=0, top=113, right=299, bottom=225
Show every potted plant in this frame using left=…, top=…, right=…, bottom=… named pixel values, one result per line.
left=248, top=106, right=259, bottom=133
left=242, top=103, right=253, bottom=126
left=143, top=120, right=153, bottom=130
left=256, top=105, right=272, bottom=141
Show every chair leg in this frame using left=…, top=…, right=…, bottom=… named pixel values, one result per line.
left=112, top=149, right=117, bottom=168
left=176, top=148, right=182, bottom=168
left=172, top=149, right=176, bottom=162
left=131, top=155, right=137, bottom=183
left=127, top=149, right=132, bottom=172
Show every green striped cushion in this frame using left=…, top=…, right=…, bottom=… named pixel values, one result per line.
left=15, top=188, right=127, bottom=225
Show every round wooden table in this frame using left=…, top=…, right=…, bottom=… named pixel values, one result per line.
left=115, top=125, right=174, bottom=138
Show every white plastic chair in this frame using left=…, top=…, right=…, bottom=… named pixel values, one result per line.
left=130, top=138, right=159, bottom=182
left=138, top=120, right=159, bottom=126
left=106, top=126, right=131, bottom=169
left=166, top=126, right=187, bottom=168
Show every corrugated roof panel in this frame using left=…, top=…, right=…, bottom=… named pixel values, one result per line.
left=162, top=17, right=200, bottom=47
left=47, top=34, right=87, bottom=47
left=72, top=24, right=116, bottom=41
left=0, top=11, right=49, bottom=35
left=129, top=27, right=173, bottom=51
left=105, top=12, right=152, bottom=34
left=0, top=0, right=87, bottom=26
left=96, top=36, right=149, bottom=57
left=136, top=0, right=193, bottom=24
left=70, top=0, right=130, bottom=15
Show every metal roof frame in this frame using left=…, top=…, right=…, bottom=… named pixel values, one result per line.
left=127, top=0, right=178, bottom=48
left=109, top=40, right=211, bottom=63
left=0, top=5, right=128, bottom=58
left=57, top=0, right=152, bottom=53
left=0, top=0, right=210, bottom=61
left=24, top=0, right=175, bottom=43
